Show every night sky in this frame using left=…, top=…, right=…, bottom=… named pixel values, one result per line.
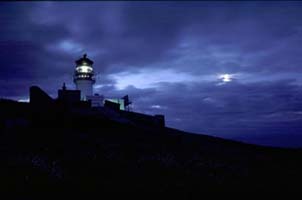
left=1, top=2, right=302, bottom=147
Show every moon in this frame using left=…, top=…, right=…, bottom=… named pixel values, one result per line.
left=218, top=74, right=233, bottom=82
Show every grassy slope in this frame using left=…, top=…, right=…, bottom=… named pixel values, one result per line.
left=0, top=106, right=302, bottom=195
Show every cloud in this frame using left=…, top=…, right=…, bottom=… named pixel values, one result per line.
left=99, top=79, right=302, bottom=147
left=1, top=1, right=302, bottom=146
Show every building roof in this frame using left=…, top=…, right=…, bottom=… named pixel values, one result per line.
left=75, top=54, right=94, bottom=66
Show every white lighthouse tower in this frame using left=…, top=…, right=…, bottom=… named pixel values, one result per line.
left=73, top=54, right=95, bottom=100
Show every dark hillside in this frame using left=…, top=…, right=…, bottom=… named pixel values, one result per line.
left=1, top=100, right=302, bottom=195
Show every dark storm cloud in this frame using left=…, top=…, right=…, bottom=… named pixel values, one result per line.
left=0, top=2, right=74, bottom=98
left=1, top=2, right=302, bottom=146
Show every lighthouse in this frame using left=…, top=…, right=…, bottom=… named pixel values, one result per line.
left=73, top=54, right=95, bottom=100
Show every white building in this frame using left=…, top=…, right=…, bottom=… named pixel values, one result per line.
left=73, top=54, right=130, bottom=110
left=73, top=54, right=95, bottom=101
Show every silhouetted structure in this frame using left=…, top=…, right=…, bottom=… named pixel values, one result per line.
left=30, top=86, right=53, bottom=106
left=27, top=85, right=165, bottom=127
left=58, top=83, right=81, bottom=103
left=122, top=95, right=132, bottom=111
left=104, top=100, right=120, bottom=111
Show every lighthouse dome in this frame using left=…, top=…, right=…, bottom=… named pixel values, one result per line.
left=75, top=54, right=94, bottom=66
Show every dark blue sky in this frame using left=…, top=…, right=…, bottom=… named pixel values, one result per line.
left=1, top=1, right=302, bottom=147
